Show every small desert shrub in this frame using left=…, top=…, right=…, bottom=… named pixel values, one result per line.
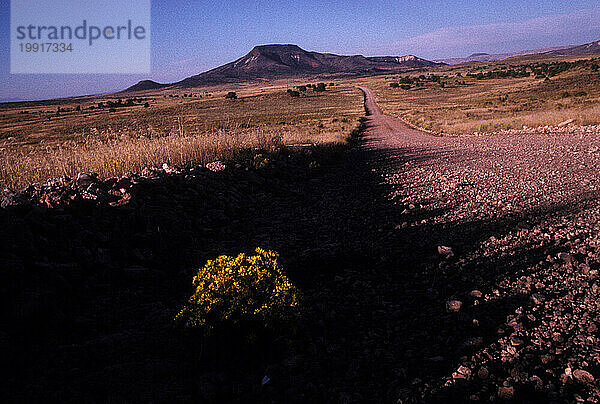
left=574, top=90, right=587, bottom=97
left=389, top=82, right=399, bottom=88
left=174, top=248, right=301, bottom=334
left=253, top=153, right=270, bottom=168
left=225, top=91, right=237, bottom=99
left=400, top=84, right=411, bottom=90
left=287, top=89, right=300, bottom=97
left=314, top=82, right=326, bottom=92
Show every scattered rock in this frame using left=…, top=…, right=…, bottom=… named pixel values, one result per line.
left=452, top=365, right=471, bottom=380
left=75, top=172, right=96, bottom=189
left=498, top=386, right=514, bottom=400
left=558, top=252, right=573, bottom=264
left=446, top=299, right=463, bottom=313
left=530, top=293, right=544, bottom=305
left=573, top=369, right=595, bottom=384
left=438, top=245, right=454, bottom=259
left=469, top=290, right=482, bottom=298
left=206, top=161, right=226, bottom=172
left=477, top=367, right=489, bottom=380
left=1, top=189, right=24, bottom=208
left=557, top=118, right=575, bottom=127
left=161, top=163, right=179, bottom=174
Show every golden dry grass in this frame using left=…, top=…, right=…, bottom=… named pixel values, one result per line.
left=0, top=82, right=363, bottom=190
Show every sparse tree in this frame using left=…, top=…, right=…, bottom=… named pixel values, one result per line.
left=314, top=83, right=326, bottom=92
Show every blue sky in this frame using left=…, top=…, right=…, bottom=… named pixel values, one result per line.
left=1, top=0, right=600, bottom=101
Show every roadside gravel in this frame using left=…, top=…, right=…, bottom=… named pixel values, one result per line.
left=358, top=87, right=600, bottom=403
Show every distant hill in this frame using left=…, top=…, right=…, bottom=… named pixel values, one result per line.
left=436, top=46, right=573, bottom=65
left=544, top=40, right=600, bottom=56
left=367, top=55, right=442, bottom=68
left=124, top=80, right=168, bottom=92
left=125, top=44, right=444, bottom=91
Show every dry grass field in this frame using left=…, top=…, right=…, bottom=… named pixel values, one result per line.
left=358, top=54, right=600, bottom=135
left=3, top=53, right=600, bottom=190
left=0, top=82, right=363, bottom=190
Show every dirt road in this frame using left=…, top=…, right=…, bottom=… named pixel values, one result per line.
left=358, top=86, right=431, bottom=143
left=351, top=87, right=600, bottom=402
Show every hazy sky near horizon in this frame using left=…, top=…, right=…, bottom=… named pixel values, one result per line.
left=1, top=0, right=600, bottom=101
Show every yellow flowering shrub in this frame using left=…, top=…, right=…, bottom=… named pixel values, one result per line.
left=175, top=248, right=301, bottom=332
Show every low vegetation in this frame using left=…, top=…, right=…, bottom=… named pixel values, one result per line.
left=465, top=58, right=598, bottom=80
left=0, top=129, right=284, bottom=190
left=174, top=248, right=301, bottom=334
left=314, top=82, right=327, bottom=92
left=362, top=54, right=600, bottom=134
left=0, top=84, right=362, bottom=189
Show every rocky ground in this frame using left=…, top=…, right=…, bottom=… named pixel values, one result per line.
left=3, top=88, right=600, bottom=403
left=353, top=88, right=600, bottom=403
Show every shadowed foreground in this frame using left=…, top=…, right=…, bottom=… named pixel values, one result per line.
left=3, top=88, right=600, bottom=402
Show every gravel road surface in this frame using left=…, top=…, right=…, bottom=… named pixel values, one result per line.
left=345, top=87, right=600, bottom=402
